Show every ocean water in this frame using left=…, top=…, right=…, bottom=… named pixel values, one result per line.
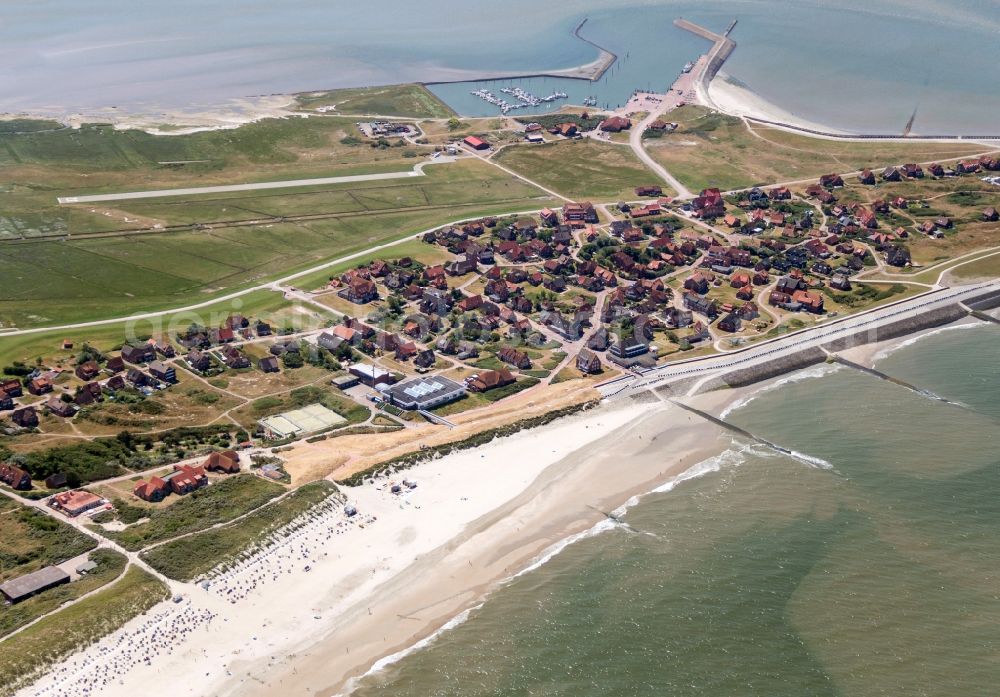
left=347, top=323, right=1000, bottom=697
left=3, top=1, right=1000, bottom=133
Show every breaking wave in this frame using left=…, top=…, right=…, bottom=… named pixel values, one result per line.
left=334, top=447, right=745, bottom=695
left=873, top=322, right=984, bottom=362
left=719, top=363, right=843, bottom=420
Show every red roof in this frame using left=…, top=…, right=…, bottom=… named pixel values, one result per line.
left=464, top=136, right=487, bottom=148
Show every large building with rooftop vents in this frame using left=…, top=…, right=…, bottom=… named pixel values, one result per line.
left=380, top=376, right=466, bottom=410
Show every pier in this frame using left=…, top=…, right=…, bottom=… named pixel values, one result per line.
left=423, top=17, right=616, bottom=89
left=570, top=18, right=618, bottom=82
left=673, top=18, right=737, bottom=93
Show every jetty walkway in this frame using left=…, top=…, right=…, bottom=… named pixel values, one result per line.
left=673, top=18, right=737, bottom=95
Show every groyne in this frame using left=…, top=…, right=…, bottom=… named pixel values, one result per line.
left=969, top=309, right=1000, bottom=325
left=668, top=399, right=806, bottom=460
left=830, top=356, right=958, bottom=405
left=692, top=303, right=969, bottom=393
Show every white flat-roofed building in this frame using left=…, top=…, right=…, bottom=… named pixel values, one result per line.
left=348, top=363, right=393, bottom=386
left=258, top=403, right=347, bottom=440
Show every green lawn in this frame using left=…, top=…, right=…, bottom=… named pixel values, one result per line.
left=141, top=481, right=338, bottom=580
left=295, top=84, right=455, bottom=119
left=99, top=474, right=285, bottom=551
left=494, top=139, right=661, bottom=201
left=0, top=565, right=168, bottom=697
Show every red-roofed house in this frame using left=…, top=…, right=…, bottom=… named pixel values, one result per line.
left=464, top=136, right=489, bottom=150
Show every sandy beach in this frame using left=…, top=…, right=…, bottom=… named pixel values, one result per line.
left=17, top=311, right=996, bottom=697
left=705, top=73, right=846, bottom=135
left=18, top=392, right=737, bottom=697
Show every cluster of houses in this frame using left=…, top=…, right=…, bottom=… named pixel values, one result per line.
left=798, top=158, right=1000, bottom=265
left=132, top=450, right=241, bottom=502
left=1, top=339, right=183, bottom=427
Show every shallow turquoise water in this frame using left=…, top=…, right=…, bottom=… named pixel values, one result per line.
left=4, top=1, right=1000, bottom=133
left=348, top=324, right=1000, bottom=696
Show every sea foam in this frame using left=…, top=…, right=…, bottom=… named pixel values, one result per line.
left=333, top=447, right=743, bottom=695
left=872, top=322, right=984, bottom=362
left=719, top=363, right=842, bottom=420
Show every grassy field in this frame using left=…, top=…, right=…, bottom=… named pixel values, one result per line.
left=0, top=158, right=553, bottom=328
left=0, top=497, right=98, bottom=582
left=495, top=139, right=660, bottom=200
left=0, top=116, right=428, bottom=240
left=141, top=480, right=338, bottom=580
left=646, top=106, right=994, bottom=192
left=0, top=288, right=293, bottom=369
left=948, top=254, right=1000, bottom=281
left=0, top=549, right=127, bottom=638
left=0, top=565, right=168, bottom=697
left=99, top=474, right=285, bottom=551
left=294, top=84, right=455, bottom=118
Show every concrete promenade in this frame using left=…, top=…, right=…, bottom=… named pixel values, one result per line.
left=600, top=281, right=999, bottom=399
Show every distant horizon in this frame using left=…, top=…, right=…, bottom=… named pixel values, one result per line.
left=3, top=0, right=1000, bottom=134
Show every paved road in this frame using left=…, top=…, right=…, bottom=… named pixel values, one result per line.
left=599, top=281, right=999, bottom=400
left=628, top=106, right=693, bottom=199
left=57, top=157, right=458, bottom=204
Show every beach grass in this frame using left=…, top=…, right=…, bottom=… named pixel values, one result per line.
left=99, top=474, right=286, bottom=551
left=295, top=84, right=455, bottom=119
left=294, top=84, right=455, bottom=119
left=646, top=106, right=992, bottom=192
left=0, top=549, right=127, bottom=639
left=140, top=480, right=338, bottom=581
left=0, top=497, right=98, bottom=583
left=494, top=139, right=656, bottom=200
left=0, top=565, right=168, bottom=697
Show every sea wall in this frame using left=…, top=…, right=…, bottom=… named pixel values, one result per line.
left=720, top=347, right=828, bottom=388
left=965, top=288, right=1000, bottom=311
left=821, top=304, right=968, bottom=352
